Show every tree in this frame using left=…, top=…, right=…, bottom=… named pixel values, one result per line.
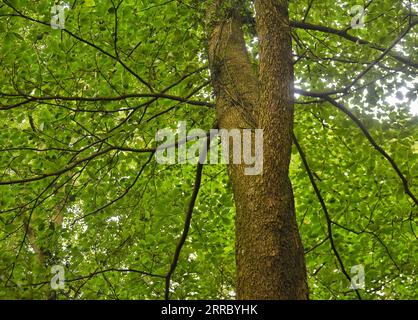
left=0, top=0, right=417, bottom=300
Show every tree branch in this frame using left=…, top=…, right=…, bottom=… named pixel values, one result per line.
left=164, top=136, right=211, bottom=300
left=291, top=19, right=418, bottom=69
left=323, top=96, right=418, bottom=207
left=0, top=92, right=214, bottom=110
left=293, top=133, right=362, bottom=300
left=2, top=0, right=154, bottom=91
left=0, top=147, right=154, bottom=186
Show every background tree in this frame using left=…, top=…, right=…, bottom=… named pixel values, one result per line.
left=0, top=0, right=417, bottom=300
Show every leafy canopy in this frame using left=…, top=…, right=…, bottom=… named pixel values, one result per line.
left=0, top=0, right=417, bottom=299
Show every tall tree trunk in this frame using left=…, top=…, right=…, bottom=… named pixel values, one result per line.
left=207, top=0, right=308, bottom=299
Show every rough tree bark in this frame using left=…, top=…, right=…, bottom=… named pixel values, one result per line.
left=207, top=0, right=308, bottom=299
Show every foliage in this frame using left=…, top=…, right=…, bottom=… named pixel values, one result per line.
left=0, top=0, right=417, bottom=299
